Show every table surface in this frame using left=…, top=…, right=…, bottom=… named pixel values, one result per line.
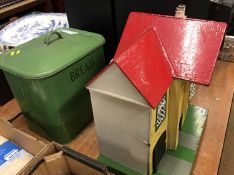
left=191, top=60, right=234, bottom=175
left=0, top=60, right=233, bottom=175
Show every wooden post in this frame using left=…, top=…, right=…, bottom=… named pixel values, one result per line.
left=167, top=4, right=190, bottom=150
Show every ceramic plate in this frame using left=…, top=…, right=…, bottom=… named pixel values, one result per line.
left=0, top=13, right=69, bottom=47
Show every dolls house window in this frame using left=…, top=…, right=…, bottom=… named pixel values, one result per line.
left=155, top=94, right=167, bottom=132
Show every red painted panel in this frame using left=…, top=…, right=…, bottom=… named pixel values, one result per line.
left=115, top=12, right=227, bottom=85
left=114, top=28, right=172, bottom=108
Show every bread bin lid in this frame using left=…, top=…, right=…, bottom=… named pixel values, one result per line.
left=0, top=28, right=105, bottom=79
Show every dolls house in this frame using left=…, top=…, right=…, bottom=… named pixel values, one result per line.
left=114, top=12, right=227, bottom=150
left=88, top=29, right=173, bottom=175
left=87, top=13, right=226, bottom=175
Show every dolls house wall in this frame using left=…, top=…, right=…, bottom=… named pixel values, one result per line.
left=88, top=63, right=149, bottom=107
left=88, top=63, right=152, bottom=174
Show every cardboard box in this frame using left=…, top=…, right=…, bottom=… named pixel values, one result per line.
left=12, top=115, right=50, bottom=144
left=0, top=99, right=21, bottom=122
left=0, top=134, right=34, bottom=175
left=0, top=119, right=47, bottom=175
left=27, top=142, right=111, bottom=175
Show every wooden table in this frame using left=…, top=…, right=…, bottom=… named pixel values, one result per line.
left=191, top=61, right=234, bottom=175
left=0, top=60, right=233, bottom=175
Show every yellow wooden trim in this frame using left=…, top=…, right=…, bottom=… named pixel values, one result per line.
left=181, top=81, right=190, bottom=126
left=167, top=80, right=184, bottom=150
left=149, top=90, right=169, bottom=175
left=148, top=80, right=190, bottom=174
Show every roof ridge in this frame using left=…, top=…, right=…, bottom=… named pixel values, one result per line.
left=115, top=12, right=227, bottom=84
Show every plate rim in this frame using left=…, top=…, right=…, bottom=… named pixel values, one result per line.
left=0, top=13, right=68, bottom=46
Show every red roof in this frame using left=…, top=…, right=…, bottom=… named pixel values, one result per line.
left=114, top=28, right=172, bottom=108
left=114, top=12, right=227, bottom=85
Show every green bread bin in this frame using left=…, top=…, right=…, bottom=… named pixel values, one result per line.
left=0, top=28, right=105, bottom=143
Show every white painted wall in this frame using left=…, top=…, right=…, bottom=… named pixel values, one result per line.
left=88, top=63, right=149, bottom=107
left=90, top=91, right=151, bottom=174
left=88, top=63, right=151, bottom=174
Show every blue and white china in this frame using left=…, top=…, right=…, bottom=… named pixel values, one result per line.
left=0, top=13, right=69, bottom=47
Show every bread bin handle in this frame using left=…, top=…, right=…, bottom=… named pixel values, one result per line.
left=44, top=31, right=63, bottom=45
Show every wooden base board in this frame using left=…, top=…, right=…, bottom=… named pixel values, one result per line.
left=98, top=105, right=208, bottom=175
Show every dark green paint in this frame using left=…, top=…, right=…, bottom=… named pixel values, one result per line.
left=152, top=173, right=163, bottom=175
left=181, top=105, right=208, bottom=137
left=98, top=155, right=143, bottom=175
left=1, top=29, right=105, bottom=143
left=70, top=59, right=95, bottom=82
left=0, top=29, right=105, bottom=79
left=166, top=145, right=196, bottom=163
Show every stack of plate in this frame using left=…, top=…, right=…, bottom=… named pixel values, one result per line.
left=0, top=13, right=69, bottom=49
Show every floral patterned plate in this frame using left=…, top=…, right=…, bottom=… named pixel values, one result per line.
left=0, top=13, right=69, bottom=47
